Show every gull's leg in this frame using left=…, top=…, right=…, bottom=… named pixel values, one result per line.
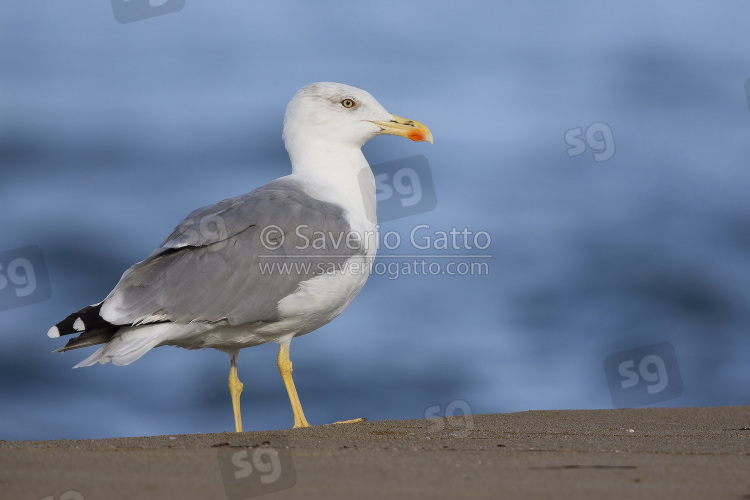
left=228, top=351, right=244, bottom=433
left=277, top=341, right=366, bottom=427
left=277, top=342, right=311, bottom=428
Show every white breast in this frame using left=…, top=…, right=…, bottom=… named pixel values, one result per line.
left=268, top=164, right=378, bottom=337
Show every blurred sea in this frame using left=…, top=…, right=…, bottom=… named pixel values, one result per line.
left=1, top=1, right=749, bottom=440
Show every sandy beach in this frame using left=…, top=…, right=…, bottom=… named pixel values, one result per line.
left=1, top=406, right=748, bottom=499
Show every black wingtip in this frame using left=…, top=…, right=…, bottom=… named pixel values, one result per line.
left=49, top=302, right=115, bottom=338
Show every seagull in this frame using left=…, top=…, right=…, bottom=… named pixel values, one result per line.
left=48, top=82, right=433, bottom=432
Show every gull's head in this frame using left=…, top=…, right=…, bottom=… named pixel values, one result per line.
left=282, top=82, right=433, bottom=154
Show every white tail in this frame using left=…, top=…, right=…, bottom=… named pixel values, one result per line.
left=73, top=323, right=180, bottom=367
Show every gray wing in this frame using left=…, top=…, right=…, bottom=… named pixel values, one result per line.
left=100, top=177, right=362, bottom=326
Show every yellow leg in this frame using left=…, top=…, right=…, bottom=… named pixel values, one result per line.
left=277, top=343, right=311, bottom=428
left=228, top=354, right=244, bottom=433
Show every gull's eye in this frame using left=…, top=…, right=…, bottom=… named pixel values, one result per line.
left=341, top=98, right=356, bottom=108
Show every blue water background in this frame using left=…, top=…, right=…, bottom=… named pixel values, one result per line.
left=1, top=1, right=749, bottom=440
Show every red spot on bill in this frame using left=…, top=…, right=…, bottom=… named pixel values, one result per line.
left=408, top=130, right=426, bottom=142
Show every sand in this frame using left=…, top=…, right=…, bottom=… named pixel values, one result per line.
left=1, top=406, right=748, bottom=500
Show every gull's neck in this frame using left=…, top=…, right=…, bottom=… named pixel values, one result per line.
left=285, top=139, right=377, bottom=229
left=286, top=139, right=369, bottom=178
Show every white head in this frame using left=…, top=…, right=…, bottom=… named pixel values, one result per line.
left=282, top=82, right=432, bottom=167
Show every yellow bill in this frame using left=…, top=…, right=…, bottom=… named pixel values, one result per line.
left=370, top=114, right=433, bottom=144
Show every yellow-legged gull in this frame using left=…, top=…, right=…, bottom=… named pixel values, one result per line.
left=47, top=82, right=433, bottom=431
